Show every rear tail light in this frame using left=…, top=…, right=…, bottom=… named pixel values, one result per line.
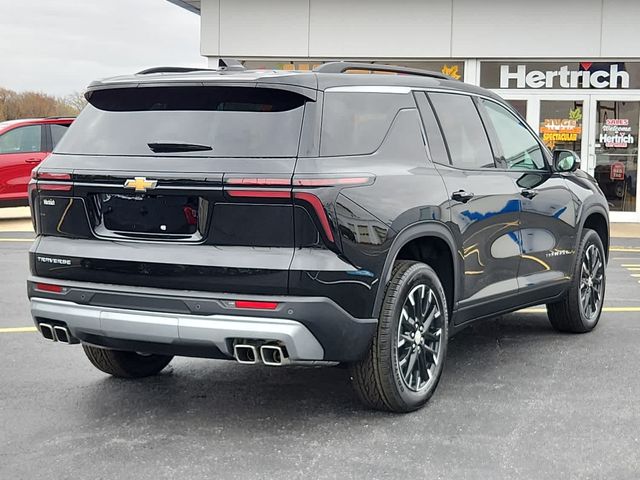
left=234, top=300, right=279, bottom=310
left=293, top=192, right=335, bottom=243
left=293, top=176, right=372, bottom=187
left=38, top=184, right=72, bottom=192
left=227, top=190, right=291, bottom=199
left=35, top=283, right=65, bottom=293
left=226, top=177, right=291, bottom=186
left=36, top=172, right=72, bottom=181
left=224, top=174, right=373, bottom=244
left=35, top=171, right=73, bottom=192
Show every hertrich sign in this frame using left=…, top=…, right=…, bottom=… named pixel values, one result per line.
left=500, top=64, right=629, bottom=89
left=480, top=62, right=639, bottom=90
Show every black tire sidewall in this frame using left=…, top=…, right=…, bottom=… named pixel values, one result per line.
left=381, top=263, right=449, bottom=411
left=572, top=229, right=606, bottom=329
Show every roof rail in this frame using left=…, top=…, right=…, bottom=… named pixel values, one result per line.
left=137, top=66, right=215, bottom=75
left=314, top=62, right=452, bottom=80
left=137, top=59, right=246, bottom=75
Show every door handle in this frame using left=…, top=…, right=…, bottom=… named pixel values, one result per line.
left=25, top=157, right=41, bottom=163
left=451, top=190, right=474, bottom=203
left=521, top=189, right=538, bottom=199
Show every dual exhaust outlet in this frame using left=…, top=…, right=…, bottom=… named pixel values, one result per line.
left=38, top=323, right=78, bottom=344
left=233, top=343, right=289, bottom=366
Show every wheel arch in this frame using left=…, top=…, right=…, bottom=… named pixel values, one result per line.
left=373, top=222, right=460, bottom=320
left=578, top=206, right=610, bottom=262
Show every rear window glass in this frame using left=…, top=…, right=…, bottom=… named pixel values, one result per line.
left=320, top=91, right=414, bottom=156
left=55, top=87, right=306, bottom=157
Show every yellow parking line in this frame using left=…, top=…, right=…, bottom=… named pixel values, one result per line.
left=626, top=268, right=640, bottom=271
left=611, top=247, right=640, bottom=253
left=631, top=274, right=640, bottom=277
left=0, top=326, right=38, bottom=333
left=621, top=264, right=640, bottom=267
left=520, top=307, right=640, bottom=313
left=0, top=238, right=33, bottom=242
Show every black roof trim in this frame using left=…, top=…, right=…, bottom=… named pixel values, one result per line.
left=137, top=66, right=215, bottom=75
left=314, top=62, right=452, bottom=80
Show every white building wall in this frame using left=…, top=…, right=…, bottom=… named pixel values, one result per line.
left=200, top=0, right=640, bottom=60
left=308, top=0, right=452, bottom=58
left=450, top=0, right=602, bottom=58
left=601, top=0, right=640, bottom=57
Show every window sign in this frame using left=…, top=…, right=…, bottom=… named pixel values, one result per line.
left=539, top=104, right=583, bottom=151
left=599, top=119, right=635, bottom=148
left=610, top=161, right=626, bottom=181
left=481, top=62, right=640, bottom=89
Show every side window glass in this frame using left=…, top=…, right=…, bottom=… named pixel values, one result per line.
left=0, top=125, right=42, bottom=154
left=320, top=91, right=414, bottom=156
left=413, top=92, right=450, bottom=164
left=480, top=99, right=546, bottom=171
left=50, top=124, right=70, bottom=149
left=428, top=93, right=495, bottom=169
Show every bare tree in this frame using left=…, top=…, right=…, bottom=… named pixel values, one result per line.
left=0, top=86, right=82, bottom=120
left=64, top=91, right=87, bottom=113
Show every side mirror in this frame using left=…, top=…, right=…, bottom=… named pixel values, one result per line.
left=553, top=149, right=580, bottom=172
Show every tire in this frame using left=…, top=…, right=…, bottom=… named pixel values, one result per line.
left=547, top=228, right=606, bottom=333
left=350, top=260, right=449, bottom=413
left=82, top=344, right=173, bottom=378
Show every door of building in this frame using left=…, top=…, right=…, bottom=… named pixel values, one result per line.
left=586, top=99, right=640, bottom=219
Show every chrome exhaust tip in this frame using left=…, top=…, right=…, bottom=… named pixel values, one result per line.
left=39, top=323, right=55, bottom=341
left=53, top=326, right=71, bottom=344
left=260, top=345, right=288, bottom=366
left=234, top=344, right=258, bottom=364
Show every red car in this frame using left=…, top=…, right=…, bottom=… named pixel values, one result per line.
left=0, top=117, right=74, bottom=206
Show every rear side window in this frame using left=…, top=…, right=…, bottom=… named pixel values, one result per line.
left=55, top=87, right=307, bottom=157
left=0, top=125, right=42, bottom=154
left=50, top=124, right=70, bottom=148
left=414, top=92, right=449, bottom=164
left=428, top=93, right=495, bottom=169
left=320, top=91, right=414, bottom=156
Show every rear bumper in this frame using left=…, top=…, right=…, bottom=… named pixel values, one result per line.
left=28, top=277, right=377, bottom=362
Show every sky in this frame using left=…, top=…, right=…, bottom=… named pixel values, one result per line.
left=0, top=0, right=205, bottom=96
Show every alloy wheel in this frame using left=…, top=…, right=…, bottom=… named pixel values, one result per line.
left=396, top=284, right=444, bottom=392
left=579, top=244, right=604, bottom=320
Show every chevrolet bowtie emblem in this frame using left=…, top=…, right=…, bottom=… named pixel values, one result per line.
left=124, top=177, right=157, bottom=192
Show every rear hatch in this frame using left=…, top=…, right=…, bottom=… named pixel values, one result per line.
left=31, top=84, right=311, bottom=295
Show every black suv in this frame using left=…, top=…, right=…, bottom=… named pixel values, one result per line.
left=28, top=62, right=609, bottom=413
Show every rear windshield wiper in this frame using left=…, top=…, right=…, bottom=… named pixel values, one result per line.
left=147, top=142, right=213, bottom=153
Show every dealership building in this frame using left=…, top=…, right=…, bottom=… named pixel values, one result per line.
left=169, top=0, right=640, bottom=222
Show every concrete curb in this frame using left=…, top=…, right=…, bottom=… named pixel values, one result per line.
left=0, top=206, right=30, bottom=220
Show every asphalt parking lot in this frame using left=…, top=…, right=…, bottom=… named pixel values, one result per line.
left=1, top=220, right=640, bottom=479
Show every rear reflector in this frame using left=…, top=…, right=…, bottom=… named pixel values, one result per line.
left=38, top=184, right=72, bottom=192
left=227, top=190, right=291, bottom=199
left=234, top=300, right=279, bottom=310
left=293, top=192, right=335, bottom=243
left=35, top=283, right=64, bottom=293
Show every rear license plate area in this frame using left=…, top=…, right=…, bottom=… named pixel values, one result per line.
left=98, top=193, right=200, bottom=236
